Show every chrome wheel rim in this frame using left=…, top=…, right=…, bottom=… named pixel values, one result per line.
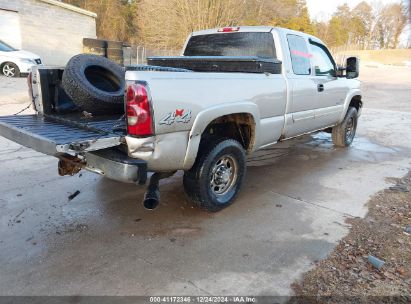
left=3, top=64, right=15, bottom=77
left=210, top=155, right=238, bottom=196
left=345, top=117, right=355, bottom=143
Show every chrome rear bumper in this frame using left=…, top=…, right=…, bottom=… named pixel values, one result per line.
left=85, top=148, right=147, bottom=184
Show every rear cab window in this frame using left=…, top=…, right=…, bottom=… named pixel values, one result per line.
left=183, top=32, right=276, bottom=58
left=286, top=34, right=311, bottom=75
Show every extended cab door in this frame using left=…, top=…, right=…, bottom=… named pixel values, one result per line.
left=308, top=40, right=347, bottom=128
left=283, top=34, right=319, bottom=138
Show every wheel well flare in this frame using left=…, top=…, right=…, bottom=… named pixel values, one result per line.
left=202, top=113, right=256, bottom=152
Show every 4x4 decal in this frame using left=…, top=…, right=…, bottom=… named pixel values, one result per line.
left=159, top=109, right=192, bottom=125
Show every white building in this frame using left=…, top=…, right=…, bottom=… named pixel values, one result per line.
left=0, top=0, right=97, bottom=65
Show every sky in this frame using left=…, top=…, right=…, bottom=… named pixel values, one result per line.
left=306, top=0, right=405, bottom=21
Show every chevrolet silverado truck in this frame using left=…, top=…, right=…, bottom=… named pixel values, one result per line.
left=0, top=26, right=362, bottom=212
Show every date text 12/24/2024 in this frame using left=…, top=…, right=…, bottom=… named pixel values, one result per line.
left=150, top=296, right=257, bottom=303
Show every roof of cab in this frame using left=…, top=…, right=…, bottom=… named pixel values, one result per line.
left=190, top=26, right=326, bottom=46
left=275, top=27, right=325, bottom=45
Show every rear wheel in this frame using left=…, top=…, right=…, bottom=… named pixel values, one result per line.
left=183, top=139, right=246, bottom=212
left=2, top=62, right=20, bottom=77
left=332, top=107, right=358, bottom=147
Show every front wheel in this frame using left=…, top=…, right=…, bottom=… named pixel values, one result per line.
left=332, top=107, right=358, bottom=147
left=2, top=62, right=20, bottom=77
left=183, top=139, right=246, bottom=212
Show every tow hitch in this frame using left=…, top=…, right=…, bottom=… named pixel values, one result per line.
left=57, top=154, right=84, bottom=176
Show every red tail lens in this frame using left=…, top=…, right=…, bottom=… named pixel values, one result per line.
left=126, top=83, right=153, bottom=136
left=218, top=27, right=240, bottom=32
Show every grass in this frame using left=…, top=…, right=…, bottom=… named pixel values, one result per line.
left=332, top=49, right=411, bottom=66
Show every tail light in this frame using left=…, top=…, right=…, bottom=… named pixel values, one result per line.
left=217, top=27, right=240, bottom=32
left=126, top=83, right=154, bottom=136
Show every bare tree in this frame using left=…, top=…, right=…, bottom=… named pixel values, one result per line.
left=351, top=1, right=373, bottom=49
left=63, top=0, right=138, bottom=42
left=376, top=3, right=407, bottom=48
left=136, top=0, right=316, bottom=49
left=137, top=0, right=243, bottom=49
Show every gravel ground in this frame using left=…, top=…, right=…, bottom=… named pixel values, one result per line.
left=291, top=173, right=411, bottom=303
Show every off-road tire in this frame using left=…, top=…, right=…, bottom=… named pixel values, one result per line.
left=62, top=54, right=125, bottom=114
left=183, top=139, right=246, bottom=212
left=332, top=107, right=358, bottom=147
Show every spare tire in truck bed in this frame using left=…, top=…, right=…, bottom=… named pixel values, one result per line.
left=62, top=54, right=125, bottom=114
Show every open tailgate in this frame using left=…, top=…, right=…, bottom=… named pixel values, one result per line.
left=0, top=114, right=124, bottom=156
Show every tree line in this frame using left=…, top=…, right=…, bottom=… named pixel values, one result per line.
left=63, top=0, right=409, bottom=50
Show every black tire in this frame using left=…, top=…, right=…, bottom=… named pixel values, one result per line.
left=332, top=107, right=358, bottom=147
left=183, top=139, right=246, bottom=212
left=62, top=54, right=125, bottom=113
left=2, top=62, right=20, bottom=77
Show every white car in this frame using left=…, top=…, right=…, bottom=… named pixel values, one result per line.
left=0, top=40, right=42, bottom=77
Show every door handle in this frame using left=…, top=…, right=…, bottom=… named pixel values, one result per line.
left=317, top=84, right=324, bottom=92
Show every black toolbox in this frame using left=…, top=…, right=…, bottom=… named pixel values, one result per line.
left=147, top=56, right=282, bottom=74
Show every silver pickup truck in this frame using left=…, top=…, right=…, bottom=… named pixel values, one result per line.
left=0, top=26, right=362, bottom=212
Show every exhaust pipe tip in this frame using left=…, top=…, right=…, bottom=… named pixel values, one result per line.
left=143, top=197, right=160, bottom=210
left=143, top=189, right=160, bottom=210
left=142, top=172, right=175, bottom=210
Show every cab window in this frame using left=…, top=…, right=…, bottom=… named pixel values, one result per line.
left=184, top=32, right=276, bottom=58
left=310, top=42, right=335, bottom=76
left=287, top=34, right=311, bottom=75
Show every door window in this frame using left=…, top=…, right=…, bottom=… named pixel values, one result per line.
left=310, top=42, right=335, bottom=76
left=287, top=35, right=311, bottom=75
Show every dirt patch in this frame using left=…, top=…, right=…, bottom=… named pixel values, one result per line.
left=291, top=172, right=411, bottom=302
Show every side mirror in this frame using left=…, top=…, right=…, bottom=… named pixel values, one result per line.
left=336, top=65, right=345, bottom=77
left=346, top=57, right=359, bottom=79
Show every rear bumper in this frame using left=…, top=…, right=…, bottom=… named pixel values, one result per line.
left=85, top=148, right=147, bottom=184
left=126, top=131, right=190, bottom=171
